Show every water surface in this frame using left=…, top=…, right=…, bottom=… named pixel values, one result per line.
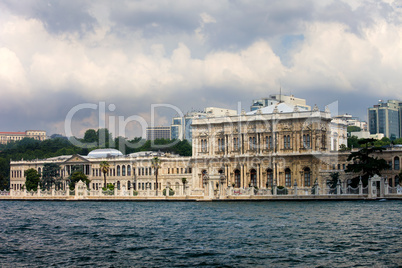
left=0, top=201, right=401, bottom=267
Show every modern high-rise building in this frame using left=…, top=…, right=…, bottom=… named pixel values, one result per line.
left=250, top=94, right=311, bottom=111
left=368, top=100, right=401, bottom=139
left=146, top=127, right=171, bottom=140
left=170, top=107, right=237, bottom=142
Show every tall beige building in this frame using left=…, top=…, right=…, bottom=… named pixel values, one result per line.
left=191, top=103, right=332, bottom=191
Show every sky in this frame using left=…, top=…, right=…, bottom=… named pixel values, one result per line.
left=1, top=0, right=402, bottom=139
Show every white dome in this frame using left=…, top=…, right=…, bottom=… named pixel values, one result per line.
left=87, top=149, right=123, bottom=158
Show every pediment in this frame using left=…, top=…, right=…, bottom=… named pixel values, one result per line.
left=64, top=154, right=90, bottom=163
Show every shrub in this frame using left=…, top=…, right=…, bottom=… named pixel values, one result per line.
left=163, top=187, right=175, bottom=196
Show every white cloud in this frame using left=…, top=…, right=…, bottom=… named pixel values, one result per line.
left=1, top=0, right=402, bottom=135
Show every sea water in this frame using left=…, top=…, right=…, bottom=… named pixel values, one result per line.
left=0, top=201, right=401, bottom=267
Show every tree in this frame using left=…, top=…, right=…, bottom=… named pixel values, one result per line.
left=41, top=163, right=61, bottom=190
left=345, top=138, right=389, bottom=187
left=100, top=161, right=110, bottom=188
left=151, top=156, right=161, bottom=196
left=347, top=136, right=360, bottom=149
left=347, top=126, right=361, bottom=133
left=83, top=129, right=98, bottom=143
left=69, top=171, right=90, bottom=190
left=25, top=168, right=40, bottom=191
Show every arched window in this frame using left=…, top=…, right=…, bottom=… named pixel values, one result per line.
left=122, top=165, right=126, bottom=176
left=127, top=165, right=131, bottom=176
left=304, top=167, right=311, bottom=187
left=117, top=181, right=120, bottom=190
left=266, top=168, right=273, bottom=188
left=394, top=157, right=400, bottom=170
left=250, top=169, right=257, bottom=187
left=285, top=168, right=291, bottom=187
left=395, top=175, right=400, bottom=187
left=38, top=168, right=41, bottom=176
left=117, top=165, right=121, bottom=176
left=127, top=181, right=131, bottom=190
left=234, top=169, right=241, bottom=188
left=145, top=168, right=148, bottom=176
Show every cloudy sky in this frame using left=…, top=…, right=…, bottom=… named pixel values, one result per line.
left=1, top=0, right=401, bottom=138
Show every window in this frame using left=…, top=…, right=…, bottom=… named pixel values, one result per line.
left=322, top=134, right=326, bottom=148
left=218, top=138, right=225, bottom=152
left=394, top=157, right=400, bottom=170
left=233, top=137, right=240, bottom=151
left=304, top=168, right=311, bottom=187
left=284, top=135, right=291, bottom=149
left=201, top=138, right=208, bottom=152
left=285, top=168, right=291, bottom=187
left=117, top=166, right=121, bottom=176
left=127, top=165, right=131, bottom=176
left=266, top=136, right=271, bottom=150
left=249, top=137, right=256, bottom=150
left=303, top=134, right=311, bottom=149
left=122, top=165, right=126, bottom=176
left=266, top=169, right=273, bottom=188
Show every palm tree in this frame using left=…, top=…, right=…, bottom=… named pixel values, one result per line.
left=100, top=161, right=110, bottom=188
left=151, top=157, right=161, bottom=196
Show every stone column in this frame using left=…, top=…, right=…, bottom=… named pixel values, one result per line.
left=336, top=180, right=341, bottom=195
left=209, top=181, right=214, bottom=199
left=37, top=183, right=41, bottom=197
left=273, top=184, right=277, bottom=196
left=358, top=177, right=363, bottom=195
left=368, top=177, right=373, bottom=198
left=294, top=181, right=298, bottom=196
left=51, top=184, right=55, bottom=196
left=380, top=177, right=385, bottom=198
left=384, top=178, right=389, bottom=195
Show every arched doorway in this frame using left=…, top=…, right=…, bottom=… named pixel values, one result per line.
left=250, top=169, right=257, bottom=187
left=234, top=169, right=241, bottom=188
left=266, top=168, right=273, bottom=188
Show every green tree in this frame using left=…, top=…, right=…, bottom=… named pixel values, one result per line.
left=347, top=126, right=361, bottom=133
left=100, top=161, right=110, bottom=188
left=393, top=138, right=402, bottom=145
left=347, top=136, right=360, bottom=149
left=69, top=171, right=90, bottom=190
left=97, top=128, right=113, bottom=148
left=83, top=129, right=98, bottom=143
left=41, top=163, right=61, bottom=190
left=25, top=168, right=40, bottom=191
left=345, top=138, right=389, bottom=187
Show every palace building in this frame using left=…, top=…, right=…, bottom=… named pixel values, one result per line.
left=8, top=102, right=402, bottom=196
left=10, top=149, right=192, bottom=195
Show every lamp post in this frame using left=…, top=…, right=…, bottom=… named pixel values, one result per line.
left=151, top=157, right=161, bottom=196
